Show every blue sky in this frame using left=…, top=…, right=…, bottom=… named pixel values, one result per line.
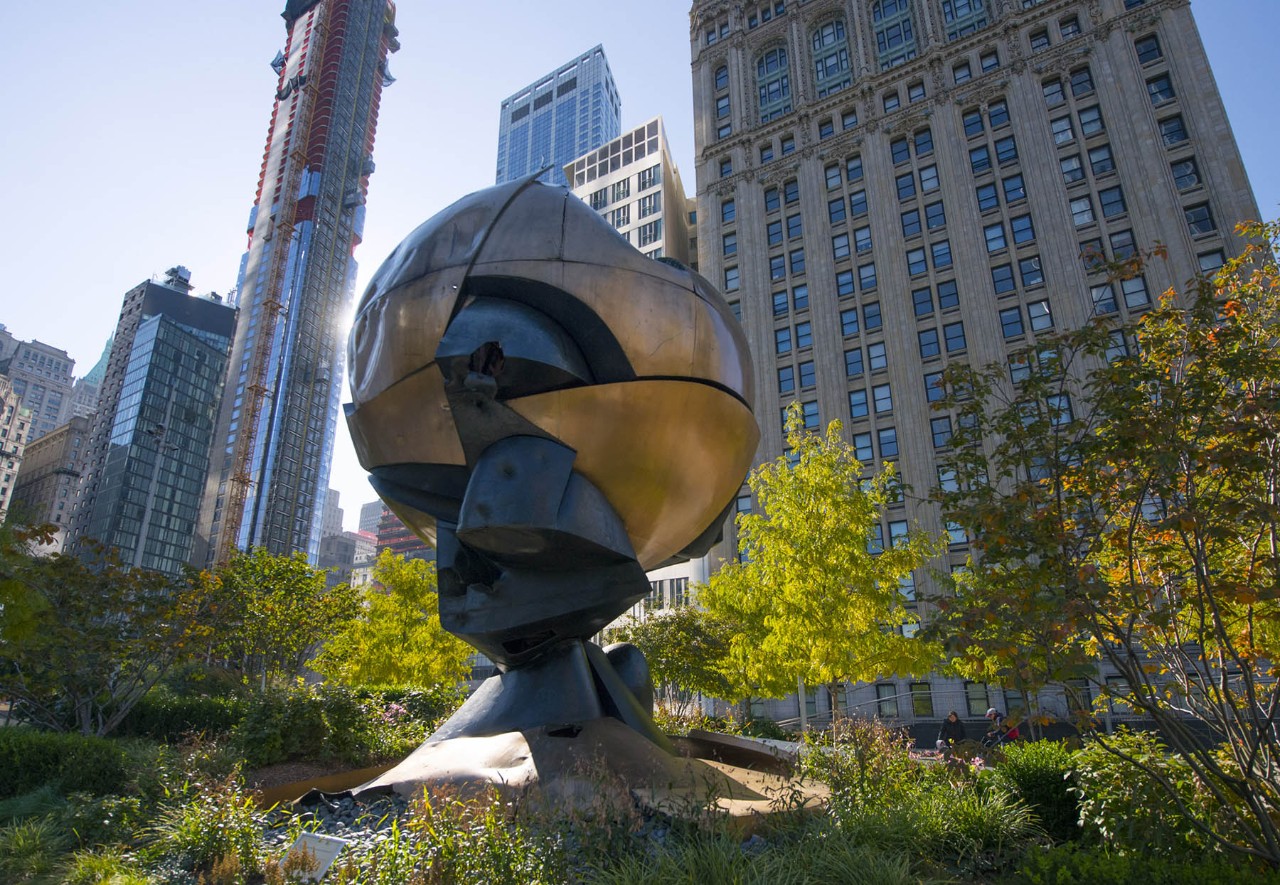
left=0, top=0, right=1274, bottom=529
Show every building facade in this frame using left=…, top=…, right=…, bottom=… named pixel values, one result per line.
left=199, top=0, right=399, bottom=566
left=70, top=270, right=236, bottom=576
left=690, top=0, right=1258, bottom=724
left=357, top=498, right=382, bottom=534
left=0, top=376, right=31, bottom=523
left=8, top=415, right=89, bottom=545
left=566, top=116, right=695, bottom=264
left=0, top=338, right=74, bottom=443
left=495, top=45, right=621, bottom=187
left=63, top=337, right=113, bottom=423
left=375, top=506, right=433, bottom=562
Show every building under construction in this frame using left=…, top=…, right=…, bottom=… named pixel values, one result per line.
left=198, top=0, right=399, bottom=565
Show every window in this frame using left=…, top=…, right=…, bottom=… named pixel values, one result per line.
left=995, top=136, right=1018, bottom=166
left=976, top=182, right=999, bottom=211
left=721, top=199, right=736, bottom=223
left=1172, top=157, right=1201, bottom=191
left=800, top=401, right=819, bottom=429
left=849, top=189, right=868, bottom=216
left=716, top=95, right=731, bottom=120
left=876, top=684, right=898, bottom=717
left=787, top=213, right=803, bottom=239
left=931, top=416, right=953, bottom=447
left=638, top=219, right=662, bottom=246
left=925, top=201, right=946, bottom=229
left=984, top=222, right=1007, bottom=252
left=781, top=135, right=796, bottom=155
left=775, top=327, right=792, bottom=354
left=932, top=239, right=953, bottom=269
left=842, top=108, right=859, bottom=129
left=853, top=432, right=873, bottom=460
left=1091, top=283, right=1118, bottom=315
left=938, top=279, right=959, bottom=308
left=784, top=179, right=800, bottom=204
left=768, top=220, right=783, bottom=246
left=907, top=247, right=927, bottom=276
left=868, top=342, right=887, bottom=371
left=908, top=81, right=926, bottom=102
left=1000, top=306, right=1024, bottom=338
left=860, top=262, right=879, bottom=290
left=970, top=145, right=992, bottom=174
left=1136, top=34, right=1162, bottom=65
left=760, top=143, right=775, bottom=163
left=1030, top=29, right=1051, bottom=52
left=819, top=118, right=834, bottom=139
left=1088, top=143, right=1115, bottom=175
left=1198, top=250, right=1226, bottom=274
left=837, top=269, right=855, bottom=296
left=891, top=137, right=910, bottom=164
left=833, top=233, right=851, bottom=260
left=988, top=99, right=1010, bottom=128
left=870, top=384, right=890, bottom=414
left=878, top=426, right=899, bottom=457
left=918, top=328, right=941, bottom=358
left=980, top=49, right=999, bottom=72
left=943, top=0, right=989, bottom=40
left=1148, top=73, right=1175, bottom=105
left=724, top=267, right=740, bottom=291
left=717, top=121, right=732, bottom=139
left=773, top=290, right=789, bottom=316
left=1078, top=105, right=1104, bottom=137
left=825, top=164, right=842, bottom=189
left=813, top=19, right=853, bottom=96
left=1070, top=196, right=1094, bottom=227
left=963, top=108, right=984, bottom=137
left=954, top=61, right=972, bottom=83
left=799, top=360, right=816, bottom=388
left=1048, top=393, right=1074, bottom=426
left=1122, top=276, right=1150, bottom=308
left=913, top=287, right=934, bottom=316
left=765, top=187, right=780, bottom=212
left=792, top=285, right=809, bottom=311
left=790, top=248, right=806, bottom=275
left=1043, top=78, right=1065, bottom=106
left=777, top=365, right=795, bottom=394
left=1110, top=228, right=1136, bottom=260
left=1051, top=116, right=1074, bottom=145
left=841, top=308, right=860, bottom=336
left=1099, top=185, right=1127, bottom=218
left=1011, top=214, right=1035, bottom=244
left=883, top=91, right=901, bottom=111
left=915, top=127, right=934, bottom=156
left=925, top=371, right=946, bottom=402
left=919, top=165, right=939, bottom=193
left=723, top=232, right=737, bottom=256
left=845, top=347, right=864, bottom=376
left=757, top=46, right=793, bottom=121
left=855, top=226, right=873, bottom=253
left=849, top=388, right=869, bottom=418
left=829, top=197, right=847, bottom=224
left=770, top=255, right=786, bottom=280
left=1020, top=255, right=1044, bottom=287
left=846, top=155, right=864, bottom=184
left=1060, top=154, right=1084, bottom=184
left=589, top=188, right=608, bottom=210
left=1070, top=66, right=1094, bottom=97
left=1028, top=299, right=1053, bottom=331
left=1002, top=174, right=1025, bottom=203
left=864, top=300, right=882, bottom=328
left=718, top=157, right=732, bottom=178
left=874, top=0, right=918, bottom=71
left=901, top=208, right=922, bottom=237
left=991, top=263, right=1015, bottom=294
left=1060, top=15, right=1081, bottom=38
left=1160, top=115, right=1189, bottom=146
left=896, top=172, right=916, bottom=200
left=944, top=321, right=967, bottom=352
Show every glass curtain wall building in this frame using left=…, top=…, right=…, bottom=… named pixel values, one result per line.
left=690, top=0, right=1258, bottom=724
left=495, top=45, right=622, bottom=187
left=199, top=0, right=399, bottom=565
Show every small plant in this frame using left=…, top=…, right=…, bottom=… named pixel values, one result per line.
left=147, top=773, right=265, bottom=877
left=988, top=739, right=1079, bottom=842
left=0, top=816, right=72, bottom=882
left=61, top=847, right=153, bottom=884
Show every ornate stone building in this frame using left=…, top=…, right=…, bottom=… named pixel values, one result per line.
left=688, top=0, right=1258, bottom=725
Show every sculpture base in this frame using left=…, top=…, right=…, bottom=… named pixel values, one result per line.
left=349, top=717, right=827, bottom=824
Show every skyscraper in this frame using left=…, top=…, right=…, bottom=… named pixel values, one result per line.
left=0, top=338, right=74, bottom=442
left=495, top=45, right=621, bottom=187
left=0, top=376, right=31, bottom=523
left=690, top=0, right=1258, bottom=722
left=199, top=0, right=400, bottom=566
left=9, top=414, right=90, bottom=545
left=70, top=269, right=235, bottom=576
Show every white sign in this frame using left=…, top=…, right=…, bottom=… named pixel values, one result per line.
left=282, top=832, right=348, bottom=881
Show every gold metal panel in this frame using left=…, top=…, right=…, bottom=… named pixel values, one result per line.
left=346, top=364, right=465, bottom=469
left=508, top=380, right=760, bottom=569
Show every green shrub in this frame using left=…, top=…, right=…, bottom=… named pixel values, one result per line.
left=114, top=688, right=247, bottom=741
left=58, top=793, right=146, bottom=850
left=989, top=740, right=1079, bottom=843
left=60, top=847, right=152, bottom=885
left=0, top=785, right=67, bottom=824
left=0, top=817, right=71, bottom=882
left=147, top=774, right=264, bottom=876
left=1017, top=843, right=1280, bottom=884
left=0, top=728, right=129, bottom=798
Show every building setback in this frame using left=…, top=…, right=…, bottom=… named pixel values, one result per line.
left=199, top=0, right=399, bottom=566
left=9, top=414, right=90, bottom=545
left=70, top=269, right=236, bottom=577
left=689, top=0, right=1258, bottom=722
left=496, top=45, right=621, bottom=187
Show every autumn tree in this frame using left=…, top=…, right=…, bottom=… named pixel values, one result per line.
left=311, top=550, right=472, bottom=688
left=210, top=547, right=358, bottom=689
left=0, top=526, right=220, bottom=736
left=700, top=405, right=941, bottom=712
left=604, top=605, right=737, bottom=714
left=934, top=222, right=1280, bottom=866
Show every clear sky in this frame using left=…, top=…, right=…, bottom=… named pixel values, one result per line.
left=0, top=0, right=1275, bottom=532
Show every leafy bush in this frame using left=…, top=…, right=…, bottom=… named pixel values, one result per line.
left=146, top=774, right=264, bottom=877
left=0, top=728, right=129, bottom=798
left=804, top=717, right=919, bottom=810
left=58, top=792, right=146, bottom=850
left=989, top=740, right=1079, bottom=842
left=1072, top=729, right=1217, bottom=858
left=1018, top=843, right=1280, bottom=884
left=114, top=688, right=247, bottom=741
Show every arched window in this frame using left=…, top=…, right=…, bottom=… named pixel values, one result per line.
left=757, top=46, right=792, bottom=122
left=873, top=0, right=917, bottom=70
left=942, top=0, right=988, bottom=41
left=812, top=20, right=852, bottom=97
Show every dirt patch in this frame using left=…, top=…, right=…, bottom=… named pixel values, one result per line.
left=246, top=761, right=336, bottom=793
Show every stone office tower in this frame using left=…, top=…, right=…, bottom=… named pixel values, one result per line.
left=689, top=0, right=1258, bottom=721
left=199, top=0, right=399, bottom=565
